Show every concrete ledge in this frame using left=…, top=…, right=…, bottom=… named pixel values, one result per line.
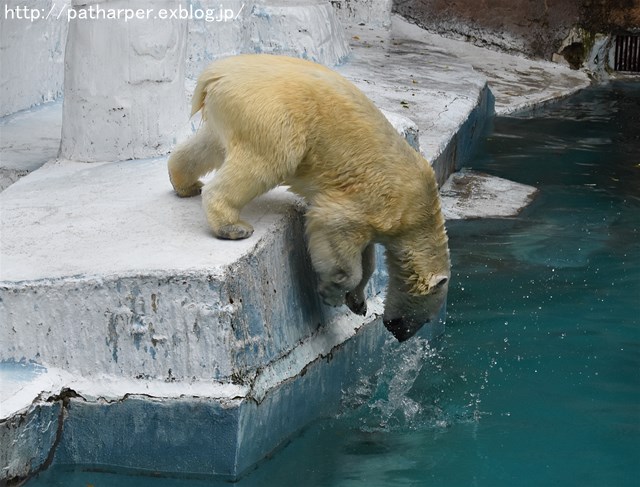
left=1, top=305, right=445, bottom=481
left=389, top=16, right=590, bottom=116
left=441, top=169, right=539, bottom=220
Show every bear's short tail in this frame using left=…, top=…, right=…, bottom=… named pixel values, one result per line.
left=190, top=68, right=223, bottom=118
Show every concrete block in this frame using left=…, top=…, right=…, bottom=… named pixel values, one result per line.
left=0, top=401, right=61, bottom=482
left=0, top=159, right=319, bottom=381
left=0, top=104, right=439, bottom=481
left=186, top=0, right=350, bottom=81
left=245, top=1, right=350, bottom=65
left=43, top=308, right=444, bottom=479
left=0, top=362, right=67, bottom=482
left=59, top=0, right=189, bottom=162
left=440, top=168, right=538, bottom=220
left=427, top=83, right=495, bottom=186
left=54, top=396, right=244, bottom=477
left=57, top=0, right=350, bottom=163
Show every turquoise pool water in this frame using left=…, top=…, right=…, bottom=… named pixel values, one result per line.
left=27, top=82, right=639, bottom=486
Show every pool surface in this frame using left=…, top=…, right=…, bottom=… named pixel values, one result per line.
left=27, top=82, right=639, bottom=486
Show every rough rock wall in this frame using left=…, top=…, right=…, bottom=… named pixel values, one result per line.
left=393, top=0, right=640, bottom=61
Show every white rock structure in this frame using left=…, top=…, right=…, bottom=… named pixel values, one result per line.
left=245, top=1, right=350, bottom=65
left=185, top=0, right=351, bottom=85
left=0, top=0, right=70, bottom=116
left=59, top=0, right=189, bottom=162
left=331, top=0, right=392, bottom=28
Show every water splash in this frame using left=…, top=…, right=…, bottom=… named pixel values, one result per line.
left=340, top=335, right=485, bottom=432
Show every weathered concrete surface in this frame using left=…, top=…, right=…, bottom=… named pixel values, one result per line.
left=331, top=0, right=392, bottom=28
left=60, top=0, right=189, bottom=162
left=0, top=0, right=69, bottom=116
left=186, top=0, right=351, bottom=79
left=387, top=16, right=591, bottom=115
left=0, top=102, right=62, bottom=191
left=59, top=0, right=351, bottom=163
left=1, top=301, right=444, bottom=480
left=440, top=169, right=538, bottom=220
left=0, top=362, right=66, bottom=483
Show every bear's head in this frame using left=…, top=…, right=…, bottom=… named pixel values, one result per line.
left=383, top=273, right=449, bottom=342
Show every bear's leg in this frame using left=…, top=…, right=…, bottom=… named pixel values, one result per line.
left=201, top=148, right=284, bottom=240
left=345, top=243, right=375, bottom=316
left=168, top=128, right=225, bottom=197
left=306, top=216, right=369, bottom=307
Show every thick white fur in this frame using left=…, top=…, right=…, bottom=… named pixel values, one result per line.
left=168, top=54, right=450, bottom=341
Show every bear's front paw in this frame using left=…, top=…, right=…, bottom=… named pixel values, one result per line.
left=214, top=221, right=254, bottom=240
left=345, top=291, right=367, bottom=316
left=318, top=282, right=346, bottom=307
left=174, top=181, right=203, bottom=198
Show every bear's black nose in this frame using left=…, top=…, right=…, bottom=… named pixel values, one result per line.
left=383, top=318, right=417, bottom=342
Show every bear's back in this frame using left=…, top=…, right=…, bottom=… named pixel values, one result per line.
left=207, top=54, right=357, bottom=97
left=201, top=54, right=385, bottom=130
left=196, top=55, right=435, bottom=232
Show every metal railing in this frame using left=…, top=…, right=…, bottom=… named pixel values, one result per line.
left=615, top=35, right=640, bottom=72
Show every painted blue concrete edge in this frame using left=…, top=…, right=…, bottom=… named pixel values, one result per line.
left=49, top=316, right=444, bottom=481
left=0, top=401, right=62, bottom=484
left=432, top=83, right=495, bottom=186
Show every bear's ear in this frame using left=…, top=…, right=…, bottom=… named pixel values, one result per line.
left=428, top=274, right=449, bottom=292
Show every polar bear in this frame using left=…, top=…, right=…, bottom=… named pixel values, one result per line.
left=168, top=54, right=450, bottom=341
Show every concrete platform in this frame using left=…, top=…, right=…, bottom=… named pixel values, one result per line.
left=0, top=14, right=590, bottom=485
left=440, top=169, right=538, bottom=220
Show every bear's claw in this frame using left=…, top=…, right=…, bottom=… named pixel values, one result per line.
left=174, top=181, right=203, bottom=197
left=345, top=292, right=367, bottom=316
left=215, top=222, right=254, bottom=240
